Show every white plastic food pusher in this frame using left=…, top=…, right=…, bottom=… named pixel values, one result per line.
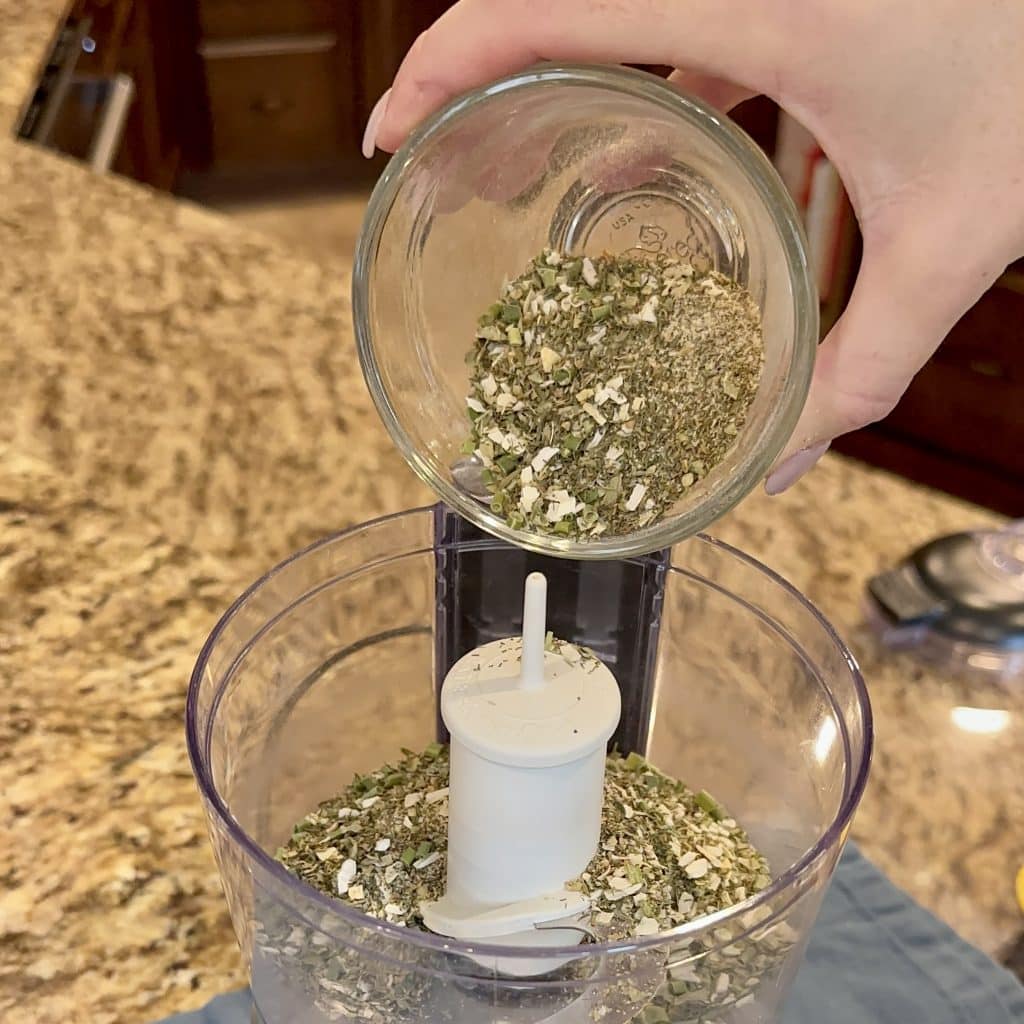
left=421, top=572, right=621, bottom=948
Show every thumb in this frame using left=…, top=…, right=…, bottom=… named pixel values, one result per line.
left=766, top=213, right=998, bottom=494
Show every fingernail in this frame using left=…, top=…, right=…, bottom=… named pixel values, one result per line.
left=765, top=442, right=830, bottom=496
left=362, top=88, right=391, bottom=159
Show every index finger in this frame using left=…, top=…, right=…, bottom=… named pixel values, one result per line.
left=374, top=0, right=789, bottom=153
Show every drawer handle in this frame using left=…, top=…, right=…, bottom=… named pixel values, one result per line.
left=250, top=94, right=294, bottom=116
left=968, top=359, right=1007, bottom=379
left=199, top=33, right=336, bottom=59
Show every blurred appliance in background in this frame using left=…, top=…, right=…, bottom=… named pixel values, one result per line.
left=866, top=520, right=1024, bottom=686
left=17, top=16, right=134, bottom=174
left=17, top=1, right=204, bottom=189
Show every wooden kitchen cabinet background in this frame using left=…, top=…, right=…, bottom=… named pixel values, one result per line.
left=176, top=0, right=455, bottom=199
left=68, top=0, right=204, bottom=190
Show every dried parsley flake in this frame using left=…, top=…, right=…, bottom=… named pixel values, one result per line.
left=463, top=249, right=764, bottom=539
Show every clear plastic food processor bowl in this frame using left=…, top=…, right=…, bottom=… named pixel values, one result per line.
left=187, top=507, right=871, bottom=1024
left=353, top=64, right=818, bottom=559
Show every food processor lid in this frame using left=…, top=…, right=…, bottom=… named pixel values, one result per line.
left=442, top=637, right=622, bottom=767
left=866, top=520, right=1024, bottom=671
left=441, top=570, right=622, bottom=767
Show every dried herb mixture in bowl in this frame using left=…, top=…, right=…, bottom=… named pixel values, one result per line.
left=462, top=250, right=764, bottom=540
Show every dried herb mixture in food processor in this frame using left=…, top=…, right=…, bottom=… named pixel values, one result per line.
left=277, top=743, right=770, bottom=942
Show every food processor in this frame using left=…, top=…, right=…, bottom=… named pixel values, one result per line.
left=187, top=506, right=872, bottom=1024
left=187, top=65, right=871, bottom=1023
left=865, top=519, right=1024, bottom=685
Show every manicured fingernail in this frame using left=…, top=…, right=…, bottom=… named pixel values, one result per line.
left=362, top=88, right=391, bottom=159
left=765, top=442, right=830, bottom=496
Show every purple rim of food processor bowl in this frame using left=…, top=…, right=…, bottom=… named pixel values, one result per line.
left=186, top=508, right=873, bottom=974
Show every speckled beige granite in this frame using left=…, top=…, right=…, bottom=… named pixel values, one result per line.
left=0, top=0, right=67, bottom=129
left=0, top=6, right=1021, bottom=1024
left=0, top=135, right=428, bottom=1024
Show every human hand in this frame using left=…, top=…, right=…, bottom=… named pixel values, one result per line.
left=363, top=0, right=1024, bottom=493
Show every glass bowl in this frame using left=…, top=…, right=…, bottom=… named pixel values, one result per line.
left=186, top=506, right=871, bottom=1023
left=353, top=64, right=818, bottom=559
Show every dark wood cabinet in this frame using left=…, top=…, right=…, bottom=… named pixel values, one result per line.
left=54, top=0, right=205, bottom=190
left=55, top=1, right=456, bottom=198
left=833, top=264, right=1024, bottom=514
left=199, top=28, right=356, bottom=167
left=176, top=0, right=455, bottom=198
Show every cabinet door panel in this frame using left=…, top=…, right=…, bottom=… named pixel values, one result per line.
left=202, top=44, right=351, bottom=167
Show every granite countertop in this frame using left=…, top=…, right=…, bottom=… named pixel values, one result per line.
left=0, top=6, right=1020, bottom=1024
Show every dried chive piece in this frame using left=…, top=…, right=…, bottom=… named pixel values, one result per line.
left=696, top=789, right=725, bottom=820
left=639, top=1006, right=671, bottom=1024
left=463, top=248, right=764, bottom=540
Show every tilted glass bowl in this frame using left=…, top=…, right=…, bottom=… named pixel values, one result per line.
left=353, top=64, right=817, bottom=559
